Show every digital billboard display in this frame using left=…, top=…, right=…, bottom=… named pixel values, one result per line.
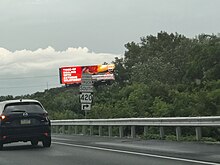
left=59, top=64, right=115, bottom=84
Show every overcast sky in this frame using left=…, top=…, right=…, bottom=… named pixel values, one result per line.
left=0, top=0, right=220, bottom=96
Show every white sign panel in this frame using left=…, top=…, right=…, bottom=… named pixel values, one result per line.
left=80, top=93, right=93, bottom=103
left=81, top=80, right=93, bottom=85
left=79, top=85, right=94, bottom=92
left=81, top=74, right=92, bottom=80
left=81, top=104, right=91, bottom=111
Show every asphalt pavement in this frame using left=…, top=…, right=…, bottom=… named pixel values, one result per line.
left=0, top=134, right=219, bottom=165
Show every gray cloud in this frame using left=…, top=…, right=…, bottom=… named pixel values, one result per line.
left=1, top=0, right=220, bottom=53
left=0, top=46, right=121, bottom=96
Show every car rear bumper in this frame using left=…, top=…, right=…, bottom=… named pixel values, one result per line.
left=0, top=125, right=51, bottom=144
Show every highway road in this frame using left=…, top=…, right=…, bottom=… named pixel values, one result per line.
left=0, top=134, right=220, bottom=165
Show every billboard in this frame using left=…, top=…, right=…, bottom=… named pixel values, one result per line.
left=59, top=64, right=115, bottom=84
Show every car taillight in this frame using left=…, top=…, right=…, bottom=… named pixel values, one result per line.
left=44, top=132, right=49, bottom=136
left=0, top=115, right=6, bottom=120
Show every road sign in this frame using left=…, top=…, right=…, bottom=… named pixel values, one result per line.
left=81, top=103, right=91, bottom=111
left=80, top=92, right=93, bottom=103
left=81, top=73, right=93, bottom=87
left=79, top=85, right=93, bottom=92
left=81, top=80, right=93, bottom=85
left=80, top=74, right=93, bottom=112
left=81, top=74, right=92, bottom=80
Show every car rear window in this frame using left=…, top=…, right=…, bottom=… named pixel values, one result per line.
left=3, top=102, right=46, bottom=114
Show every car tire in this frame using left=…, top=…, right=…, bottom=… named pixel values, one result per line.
left=42, top=136, right=51, bottom=147
left=31, top=139, right=39, bottom=146
left=0, top=141, right=3, bottom=150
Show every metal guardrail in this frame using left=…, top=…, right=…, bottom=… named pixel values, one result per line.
left=51, top=116, right=220, bottom=141
left=51, top=116, right=220, bottom=126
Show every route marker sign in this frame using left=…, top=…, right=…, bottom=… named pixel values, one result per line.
left=80, top=92, right=93, bottom=103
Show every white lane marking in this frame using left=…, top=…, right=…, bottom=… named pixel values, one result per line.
left=52, top=141, right=219, bottom=165
left=52, top=137, right=75, bottom=141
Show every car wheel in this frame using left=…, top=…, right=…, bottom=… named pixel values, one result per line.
left=42, top=136, right=51, bottom=147
left=0, top=141, right=3, bottom=150
left=31, top=139, right=39, bottom=146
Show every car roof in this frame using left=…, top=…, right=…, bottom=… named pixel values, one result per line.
left=0, top=99, right=42, bottom=113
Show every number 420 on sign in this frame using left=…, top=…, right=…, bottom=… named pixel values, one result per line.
left=80, top=93, right=93, bottom=103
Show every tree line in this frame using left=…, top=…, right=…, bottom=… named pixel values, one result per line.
left=1, top=32, right=219, bottom=120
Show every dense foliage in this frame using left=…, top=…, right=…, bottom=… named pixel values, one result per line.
left=1, top=32, right=219, bottom=120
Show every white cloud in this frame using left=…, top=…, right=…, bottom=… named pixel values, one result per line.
left=0, top=46, right=122, bottom=75
left=0, top=46, right=122, bottom=96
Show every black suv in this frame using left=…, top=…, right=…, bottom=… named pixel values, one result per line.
left=0, top=99, right=51, bottom=150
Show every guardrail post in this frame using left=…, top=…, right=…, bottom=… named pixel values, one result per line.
left=56, top=126, right=59, bottom=134
left=90, top=126, right=93, bottom=136
left=51, top=126, right=54, bottom=134
left=75, top=126, right=78, bottom=135
left=62, top=125, right=65, bottom=134
left=176, top=127, right=181, bottom=141
left=108, top=126, right=112, bottom=137
left=160, top=127, right=165, bottom=139
left=131, top=126, right=136, bottom=138
left=82, top=126, right=86, bottom=135
left=196, top=127, right=202, bottom=141
left=144, top=126, right=148, bottom=137
left=68, top=126, right=72, bottom=134
left=99, top=126, right=102, bottom=136
left=119, top=126, right=124, bottom=138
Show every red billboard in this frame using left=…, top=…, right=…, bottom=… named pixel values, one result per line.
left=59, top=64, right=115, bottom=84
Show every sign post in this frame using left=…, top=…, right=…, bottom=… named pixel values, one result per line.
left=79, top=74, right=94, bottom=118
